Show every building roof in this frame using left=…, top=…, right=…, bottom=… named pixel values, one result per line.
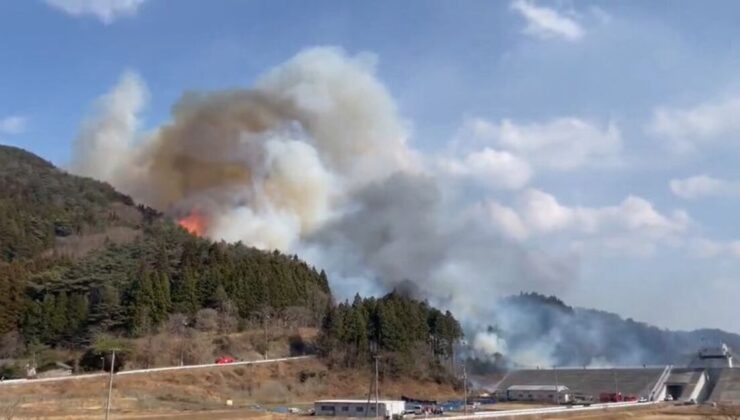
left=314, top=399, right=404, bottom=404
left=507, top=385, right=569, bottom=392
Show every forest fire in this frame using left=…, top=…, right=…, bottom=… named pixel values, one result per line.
left=178, top=212, right=207, bottom=236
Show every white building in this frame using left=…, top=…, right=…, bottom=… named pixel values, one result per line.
left=314, top=399, right=405, bottom=418
left=505, top=385, right=571, bottom=404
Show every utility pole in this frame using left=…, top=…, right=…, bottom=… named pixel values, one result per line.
left=374, top=355, right=380, bottom=419
left=365, top=342, right=380, bottom=419
left=614, top=370, right=619, bottom=398
left=463, top=362, right=468, bottom=414
left=554, top=366, right=559, bottom=405
left=105, top=350, right=116, bottom=420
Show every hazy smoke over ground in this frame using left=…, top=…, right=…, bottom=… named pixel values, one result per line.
left=70, top=46, right=661, bottom=368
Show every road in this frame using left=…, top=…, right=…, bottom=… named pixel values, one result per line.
left=0, top=355, right=315, bottom=387
left=443, top=401, right=658, bottom=419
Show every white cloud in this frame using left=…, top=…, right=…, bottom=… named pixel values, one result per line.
left=0, top=116, right=26, bottom=135
left=459, top=117, right=622, bottom=171
left=669, top=175, right=740, bottom=199
left=439, top=147, right=532, bottom=190
left=648, top=97, right=740, bottom=154
left=510, top=0, right=585, bottom=41
left=45, top=0, right=148, bottom=24
left=690, top=238, right=740, bottom=259
left=485, top=189, right=690, bottom=255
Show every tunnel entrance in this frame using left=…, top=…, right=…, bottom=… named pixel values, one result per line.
left=666, top=384, right=684, bottom=400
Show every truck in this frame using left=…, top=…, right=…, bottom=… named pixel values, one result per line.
left=567, top=393, right=594, bottom=406
left=599, top=392, right=623, bottom=403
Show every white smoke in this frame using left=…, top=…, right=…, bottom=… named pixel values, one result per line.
left=70, top=71, right=147, bottom=183
left=69, top=47, right=419, bottom=251
left=69, top=46, right=579, bottom=365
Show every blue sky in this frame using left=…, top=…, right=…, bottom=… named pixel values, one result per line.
left=3, top=0, right=740, bottom=333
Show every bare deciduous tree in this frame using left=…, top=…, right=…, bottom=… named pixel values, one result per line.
left=0, top=332, right=24, bottom=359
left=195, top=309, right=219, bottom=332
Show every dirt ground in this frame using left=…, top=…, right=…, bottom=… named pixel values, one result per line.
left=3, top=359, right=740, bottom=420
left=0, top=357, right=459, bottom=419
left=541, top=403, right=740, bottom=419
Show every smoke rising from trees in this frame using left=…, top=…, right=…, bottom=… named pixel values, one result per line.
left=69, top=46, right=639, bottom=367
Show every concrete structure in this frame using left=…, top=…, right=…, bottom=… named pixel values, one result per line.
left=505, top=385, right=571, bottom=403
left=314, top=399, right=405, bottom=418
left=664, top=368, right=708, bottom=401
left=492, top=344, right=740, bottom=406
left=496, top=367, right=666, bottom=402
left=689, top=343, right=734, bottom=368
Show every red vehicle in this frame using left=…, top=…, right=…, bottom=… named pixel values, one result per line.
left=623, top=395, right=638, bottom=402
left=599, top=392, right=623, bottom=403
left=215, top=356, right=236, bottom=364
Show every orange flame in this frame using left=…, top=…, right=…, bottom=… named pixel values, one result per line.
left=179, top=212, right=207, bottom=236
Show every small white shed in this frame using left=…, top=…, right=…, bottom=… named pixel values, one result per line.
left=314, top=399, right=405, bottom=418
left=506, top=385, right=571, bottom=403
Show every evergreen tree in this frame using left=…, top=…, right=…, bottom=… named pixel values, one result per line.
left=40, top=294, right=56, bottom=343
left=52, top=291, right=69, bottom=338
left=174, top=268, right=199, bottom=315
left=160, top=272, right=172, bottom=312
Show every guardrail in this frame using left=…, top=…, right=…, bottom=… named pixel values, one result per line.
left=648, top=364, right=672, bottom=401
left=0, top=355, right=315, bottom=387
left=443, top=400, right=657, bottom=419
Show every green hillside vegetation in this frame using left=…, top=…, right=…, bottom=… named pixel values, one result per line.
left=0, top=145, right=463, bottom=380
left=318, top=292, right=463, bottom=380
left=0, top=145, right=328, bottom=346
left=0, top=145, right=143, bottom=261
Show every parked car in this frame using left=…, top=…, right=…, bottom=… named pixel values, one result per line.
left=664, top=394, right=674, bottom=402
left=215, top=356, right=236, bottom=364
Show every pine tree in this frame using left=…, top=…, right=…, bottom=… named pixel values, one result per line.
left=0, top=262, right=27, bottom=334
left=52, top=291, right=69, bottom=338
left=160, top=272, right=172, bottom=312
left=68, top=293, right=89, bottom=333
left=174, top=268, right=199, bottom=315
left=129, top=271, right=156, bottom=336
left=151, top=271, right=166, bottom=324
left=40, top=294, right=57, bottom=343
left=21, top=301, right=44, bottom=344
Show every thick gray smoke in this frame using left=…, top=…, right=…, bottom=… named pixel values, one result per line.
left=72, top=47, right=416, bottom=249
left=69, top=46, right=608, bottom=367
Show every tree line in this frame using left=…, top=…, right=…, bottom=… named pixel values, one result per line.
left=0, top=145, right=464, bottom=383
left=318, top=292, right=464, bottom=378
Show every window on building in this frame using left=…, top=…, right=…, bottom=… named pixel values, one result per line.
left=321, top=406, right=333, bottom=411
left=341, top=406, right=349, bottom=412
left=356, top=407, right=364, bottom=412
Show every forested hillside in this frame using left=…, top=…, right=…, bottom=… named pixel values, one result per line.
left=488, top=292, right=740, bottom=367
left=0, top=145, right=463, bottom=382
left=0, top=145, right=330, bottom=348
left=0, top=145, right=144, bottom=261
left=318, top=292, right=463, bottom=379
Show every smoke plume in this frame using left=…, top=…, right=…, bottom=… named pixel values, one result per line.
left=69, top=46, right=602, bottom=367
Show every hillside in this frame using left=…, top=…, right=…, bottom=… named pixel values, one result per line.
left=0, top=145, right=146, bottom=261
left=486, top=292, right=740, bottom=368
left=0, top=145, right=463, bottom=386
left=0, top=144, right=329, bottom=350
